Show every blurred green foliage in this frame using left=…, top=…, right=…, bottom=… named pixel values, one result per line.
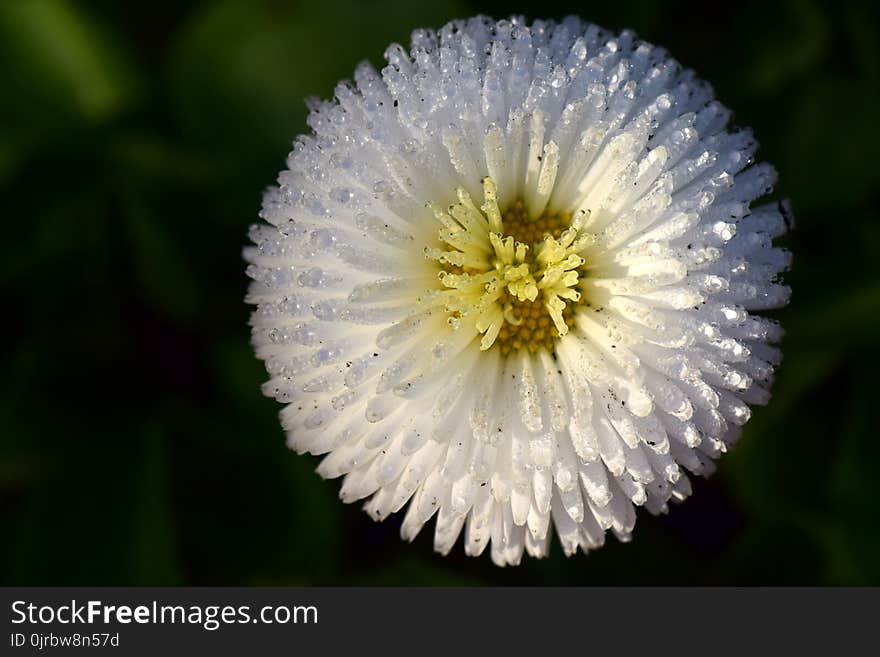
left=1, top=0, right=878, bottom=585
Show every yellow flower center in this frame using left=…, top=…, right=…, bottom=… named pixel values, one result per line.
left=424, top=178, right=592, bottom=355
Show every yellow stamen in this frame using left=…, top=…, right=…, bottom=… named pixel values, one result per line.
left=426, top=178, right=591, bottom=354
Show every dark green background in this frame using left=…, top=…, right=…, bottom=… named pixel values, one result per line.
left=2, top=0, right=878, bottom=585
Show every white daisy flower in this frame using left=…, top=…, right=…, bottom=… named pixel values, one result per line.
left=245, top=16, right=792, bottom=566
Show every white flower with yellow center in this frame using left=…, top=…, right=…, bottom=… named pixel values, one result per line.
left=245, top=16, right=792, bottom=566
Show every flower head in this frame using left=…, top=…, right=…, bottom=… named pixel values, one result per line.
left=245, top=16, right=791, bottom=565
